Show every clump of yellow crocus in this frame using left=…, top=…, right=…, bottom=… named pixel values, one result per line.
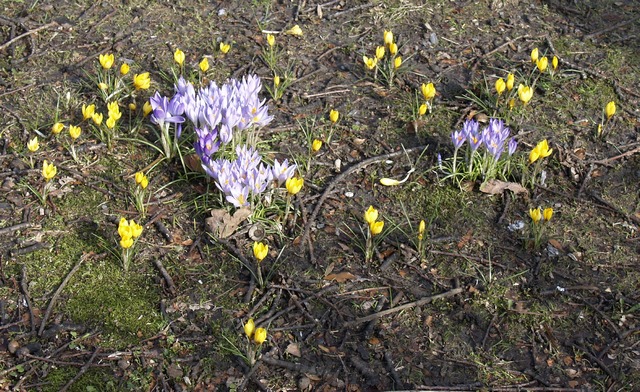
left=252, top=241, right=268, bottom=287
left=528, top=207, right=553, bottom=249
left=118, top=218, right=143, bottom=271
left=364, top=206, right=384, bottom=262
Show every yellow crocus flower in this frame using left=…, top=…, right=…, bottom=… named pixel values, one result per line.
left=99, top=53, right=114, bottom=69
left=605, top=101, right=616, bottom=120
left=375, top=46, right=385, bottom=60
left=286, top=25, right=303, bottom=36
left=253, top=241, right=268, bottom=262
left=130, top=220, right=143, bottom=238
left=421, top=82, right=436, bottom=100
left=363, top=55, right=377, bottom=70
left=42, top=160, right=57, bottom=181
left=394, top=56, right=402, bottom=69
left=495, top=78, right=506, bottom=95
left=174, top=48, right=185, bottom=66
left=383, top=30, right=393, bottom=46
left=106, top=117, right=116, bottom=129
left=329, top=109, right=339, bottom=123
left=552, top=56, right=558, bottom=71
left=517, top=84, right=533, bottom=105
left=253, top=327, right=267, bottom=344
left=244, top=319, right=255, bottom=338
left=364, top=206, right=378, bottom=224
left=312, top=139, right=322, bottom=152
left=506, top=73, right=515, bottom=91
left=536, top=56, right=548, bottom=73
left=418, top=220, right=426, bottom=241
left=266, top=34, right=275, bottom=47
left=543, top=207, right=553, bottom=222
left=530, top=48, right=539, bottom=63
left=27, top=136, right=39, bottom=152
left=219, top=42, right=231, bottom=54
left=529, top=207, right=542, bottom=224
left=120, top=63, right=130, bottom=75
left=143, top=101, right=153, bottom=117
left=120, top=237, right=134, bottom=249
left=285, top=177, right=304, bottom=195
left=82, top=103, right=95, bottom=120
left=69, top=125, right=81, bottom=140
left=369, top=221, right=384, bottom=236
left=199, top=57, right=209, bottom=72
left=418, top=103, right=427, bottom=116
left=133, top=72, right=151, bottom=90
left=51, top=122, right=64, bottom=135
left=273, top=75, right=280, bottom=87
left=388, top=42, right=398, bottom=56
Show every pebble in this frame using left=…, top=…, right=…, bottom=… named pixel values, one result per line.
left=429, top=32, right=438, bottom=45
left=8, top=340, right=19, bottom=354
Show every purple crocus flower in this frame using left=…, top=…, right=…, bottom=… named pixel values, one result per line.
left=194, top=126, right=220, bottom=160
left=226, top=184, right=250, bottom=208
left=451, top=130, right=466, bottom=150
left=271, top=159, right=297, bottom=186
left=508, top=138, right=518, bottom=156
left=150, top=92, right=185, bottom=127
left=463, top=120, right=482, bottom=151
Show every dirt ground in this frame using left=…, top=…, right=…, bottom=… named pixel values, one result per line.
left=1, top=0, right=639, bottom=391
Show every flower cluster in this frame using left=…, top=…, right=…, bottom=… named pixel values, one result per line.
left=203, top=145, right=296, bottom=208
left=363, top=29, right=403, bottom=86
left=118, top=217, right=143, bottom=272
left=447, top=118, right=517, bottom=181
left=363, top=206, right=385, bottom=263
left=528, top=206, right=553, bottom=249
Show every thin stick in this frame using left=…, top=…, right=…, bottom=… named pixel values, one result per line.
left=0, top=222, right=30, bottom=236
left=152, top=258, right=176, bottom=295
left=342, top=287, right=463, bottom=328
left=0, top=21, right=58, bottom=51
left=20, top=265, right=36, bottom=333
left=38, top=254, right=87, bottom=336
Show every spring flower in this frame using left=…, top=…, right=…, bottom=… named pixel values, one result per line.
left=27, top=136, right=39, bottom=152
left=388, top=43, right=398, bottom=56
left=266, top=34, right=275, bottom=47
left=495, top=78, right=506, bottom=95
left=82, top=103, right=95, bottom=120
left=244, top=319, right=255, bottom=338
left=69, top=125, right=81, bottom=140
left=369, top=221, right=384, bottom=235
left=51, top=122, right=64, bottom=135
left=199, top=57, right=209, bottom=72
left=529, top=139, right=553, bottom=163
left=99, top=53, right=114, bottom=69
left=98, top=82, right=108, bottom=91
left=107, top=101, right=122, bottom=120
left=508, top=138, right=518, bottom=155
left=219, top=42, right=231, bottom=54
left=506, top=73, right=515, bottom=91
left=508, top=98, right=516, bottom=109
left=135, top=171, right=149, bottom=189
left=253, top=242, right=268, bottom=262
left=418, top=220, right=426, bottom=241
left=120, top=237, right=134, bottom=249
left=364, top=206, right=378, bottom=224
left=42, top=160, right=57, bottom=181
left=529, top=207, right=542, bottom=224
left=363, top=55, right=377, bottom=70
left=286, top=25, right=303, bottom=36
left=543, top=207, right=553, bottom=221
left=394, top=56, right=402, bottom=69
left=133, top=72, right=151, bottom=90
left=120, top=63, right=130, bottom=75
left=517, top=84, right=533, bottom=105
left=174, top=48, right=185, bottom=66
left=253, top=327, right=267, bottom=344
left=531, top=48, right=539, bottom=63
left=143, top=101, right=153, bottom=116
left=418, top=103, right=427, bottom=116
left=129, top=103, right=136, bottom=111
left=329, top=109, right=339, bottom=123
left=421, top=82, right=436, bottom=100
left=605, top=101, right=616, bottom=120
left=375, top=46, right=385, bottom=60
left=273, top=75, right=280, bottom=87
left=106, top=116, right=116, bottom=129
left=312, top=139, right=322, bottom=152
left=536, top=56, right=548, bottom=72
left=380, top=178, right=401, bottom=186
left=285, top=177, right=304, bottom=195
left=130, top=221, right=143, bottom=238
left=383, top=30, right=393, bottom=46
left=552, top=56, right=558, bottom=71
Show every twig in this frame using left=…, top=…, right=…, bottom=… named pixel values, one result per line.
left=584, top=15, right=640, bottom=39
left=20, top=265, right=36, bottom=333
left=342, top=287, right=463, bottom=328
left=0, top=222, right=30, bottom=235
left=589, top=146, right=640, bottom=165
left=60, top=347, right=101, bottom=392
left=261, top=354, right=322, bottom=375
left=570, top=342, right=618, bottom=380
left=576, top=164, right=595, bottom=198
left=152, top=258, right=176, bottom=295
left=0, top=21, right=58, bottom=51
left=38, top=254, right=88, bottom=336
left=300, top=146, right=427, bottom=256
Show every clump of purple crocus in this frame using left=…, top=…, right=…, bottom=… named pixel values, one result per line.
left=448, top=118, right=517, bottom=180
left=203, top=145, right=296, bottom=208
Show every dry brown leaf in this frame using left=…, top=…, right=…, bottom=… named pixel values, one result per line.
left=324, top=271, right=356, bottom=283
left=548, top=239, right=564, bottom=253
left=457, top=229, right=473, bottom=249
left=205, top=207, right=252, bottom=238
left=479, top=179, right=528, bottom=195
left=285, top=343, right=301, bottom=357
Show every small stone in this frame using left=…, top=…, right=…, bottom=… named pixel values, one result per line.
left=8, top=340, right=19, bottom=354
left=429, top=32, right=438, bottom=45
left=298, top=376, right=311, bottom=391
left=118, top=359, right=131, bottom=370
left=16, top=347, right=30, bottom=358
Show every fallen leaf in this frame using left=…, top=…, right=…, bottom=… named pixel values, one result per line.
left=205, top=207, right=252, bottom=238
left=479, top=179, right=528, bottom=195
left=548, top=239, right=564, bottom=253
left=368, top=337, right=381, bottom=345
left=324, top=271, right=356, bottom=283
left=285, top=343, right=301, bottom=357
left=317, top=345, right=330, bottom=353
left=457, top=229, right=473, bottom=249
left=184, top=154, right=204, bottom=173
